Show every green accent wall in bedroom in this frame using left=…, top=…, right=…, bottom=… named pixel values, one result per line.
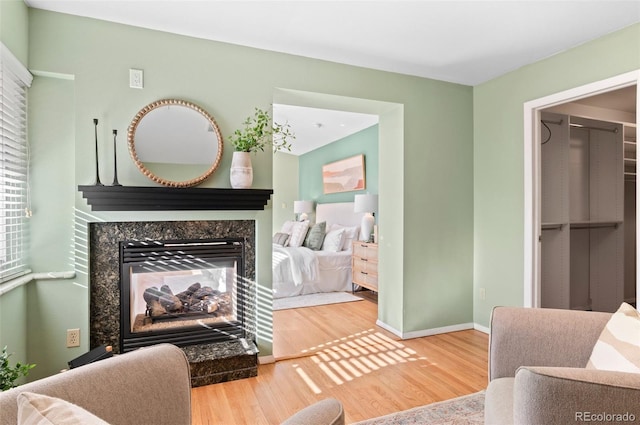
left=473, top=23, right=640, bottom=329
left=299, top=124, right=379, bottom=204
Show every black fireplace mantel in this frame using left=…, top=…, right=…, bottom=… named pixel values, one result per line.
left=78, top=185, right=273, bottom=211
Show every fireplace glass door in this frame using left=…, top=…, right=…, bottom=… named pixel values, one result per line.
left=120, top=239, right=245, bottom=351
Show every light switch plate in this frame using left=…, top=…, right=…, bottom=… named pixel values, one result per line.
left=129, top=69, right=143, bottom=89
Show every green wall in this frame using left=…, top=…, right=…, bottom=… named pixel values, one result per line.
left=473, top=23, right=640, bottom=328
left=1, top=7, right=474, bottom=378
left=27, top=75, right=79, bottom=380
left=273, top=152, right=299, bottom=231
left=299, top=124, right=379, bottom=204
left=0, top=0, right=30, bottom=378
left=0, top=0, right=29, bottom=64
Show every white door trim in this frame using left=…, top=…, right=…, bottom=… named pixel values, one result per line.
left=523, top=70, right=640, bottom=308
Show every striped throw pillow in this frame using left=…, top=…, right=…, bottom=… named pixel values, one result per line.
left=586, top=302, right=640, bottom=373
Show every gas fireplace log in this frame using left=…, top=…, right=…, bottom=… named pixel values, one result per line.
left=148, top=299, right=167, bottom=317
left=175, top=282, right=201, bottom=305
left=193, top=287, right=219, bottom=299
left=143, top=287, right=161, bottom=304
left=159, top=285, right=182, bottom=311
left=144, top=286, right=181, bottom=314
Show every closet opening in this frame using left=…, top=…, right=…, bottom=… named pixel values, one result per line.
left=525, top=75, right=638, bottom=312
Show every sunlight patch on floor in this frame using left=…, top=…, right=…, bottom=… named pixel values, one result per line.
left=291, top=328, right=433, bottom=394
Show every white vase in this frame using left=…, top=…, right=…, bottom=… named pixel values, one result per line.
left=230, top=151, right=253, bottom=189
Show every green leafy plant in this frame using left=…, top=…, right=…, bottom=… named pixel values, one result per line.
left=0, top=346, right=35, bottom=391
left=229, top=108, right=295, bottom=153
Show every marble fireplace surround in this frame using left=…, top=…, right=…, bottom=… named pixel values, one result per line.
left=88, top=220, right=257, bottom=354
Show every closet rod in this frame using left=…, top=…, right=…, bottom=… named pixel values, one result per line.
left=570, top=123, right=618, bottom=133
left=541, top=119, right=618, bottom=133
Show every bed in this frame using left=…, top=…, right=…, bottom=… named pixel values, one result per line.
left=272, top=202, right=364, bottom=299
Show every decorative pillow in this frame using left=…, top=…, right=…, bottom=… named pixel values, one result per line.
left=287, top=221, right=310, bottom=247
left=322, top=228, right=345, bottom=252
left=303, top=222, right=326, bottom=250
left=327, top=224, right=360, bottom=251
left=586, top=302, right=640, bottom=373
left=280, top=220, right=296, bottom=235
left=272, top=232, right=290, bottom=246
left=17, top=391, right=111, bottom=425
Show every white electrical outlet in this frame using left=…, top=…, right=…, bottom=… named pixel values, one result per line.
left=479, top=288, right=486, bottom=300
left=66, top=329, right=80, bottom=347
left=129, top=68, right=143, bottom=89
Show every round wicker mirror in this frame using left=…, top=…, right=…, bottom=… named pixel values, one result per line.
left=127, top=99, right=223, bottom=187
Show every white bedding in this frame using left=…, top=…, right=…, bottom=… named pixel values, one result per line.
left=272, top=244, right=353, bottom=299
left=272, top=202, right=363, bottom=299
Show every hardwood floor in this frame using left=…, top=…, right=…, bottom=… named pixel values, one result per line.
left=191, top=295, right=488, bottom=424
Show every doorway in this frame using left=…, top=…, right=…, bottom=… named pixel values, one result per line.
left=523, top=70, right=639, bottom=310
left=270, top=88, right=404, bottom=359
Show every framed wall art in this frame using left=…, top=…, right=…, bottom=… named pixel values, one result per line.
left=322, top=154, right=366, bottom=194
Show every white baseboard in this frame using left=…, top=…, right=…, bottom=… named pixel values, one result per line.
left=375, top=319, right=475, bottom=340
left=258, top=355, right=275, bottom=365
left=375, top=319, right=402, bottom=337
left=474, top=323, right=490, bottom=334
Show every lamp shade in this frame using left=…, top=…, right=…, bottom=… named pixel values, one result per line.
left=354, top=194, right=378, bottom=213
left=293, top=200, right=314, bottom=214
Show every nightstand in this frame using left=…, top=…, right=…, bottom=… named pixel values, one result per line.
left=351, top=241, right=378, bottom=292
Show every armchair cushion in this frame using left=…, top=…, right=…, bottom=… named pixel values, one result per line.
left=586, top=302, right=640, bottom=373
left=484, top=377, right=514, bottom=425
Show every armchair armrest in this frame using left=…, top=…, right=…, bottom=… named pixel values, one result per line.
left=513, top=366, right=640, bottom=425
left=489, top=307, right=610, bottom=380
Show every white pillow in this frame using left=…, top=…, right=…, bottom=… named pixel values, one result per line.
left=328, top=224, right=360, bottom=251
left=280, top=220, right=296, bottom=235
left=17, top=391, right=111, bottom=425
left=287, top=221, right=310, bottom=247
left=586, top=302, right=640, bottom=373
left=322, top=228, right=345, bottom=252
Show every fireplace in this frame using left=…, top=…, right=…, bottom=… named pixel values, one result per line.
left=120, top=238, right=246, bottom=352
left=89, top=220, right=260, bottom=385
left=89, top=220, right=256, bottom=353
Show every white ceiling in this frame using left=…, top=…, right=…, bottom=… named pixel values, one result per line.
left=25, top=1, right=640, bottom=86
left=273, top=105, right=378, bottom=155
left=25, top=0, right=640, bottom=153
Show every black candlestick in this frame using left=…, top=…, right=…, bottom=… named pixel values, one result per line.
left=112, top=129, right=121, bottom=186
left=94, top=119, right=103, bottom=186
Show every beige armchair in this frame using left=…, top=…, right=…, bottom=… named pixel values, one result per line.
left=0, top=343, right=344, bottom=425
left=485, top=306, right=640, bottom=425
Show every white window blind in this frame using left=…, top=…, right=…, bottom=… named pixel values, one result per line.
left=0, top=43, right=33, bottom=283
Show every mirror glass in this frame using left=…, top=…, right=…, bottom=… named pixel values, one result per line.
left=128, top=99, right=223, bottom=187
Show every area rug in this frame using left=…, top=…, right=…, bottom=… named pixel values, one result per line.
left=273, top=292, right=363, bottom=311
left=353, top=391, right=485, bottom=425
